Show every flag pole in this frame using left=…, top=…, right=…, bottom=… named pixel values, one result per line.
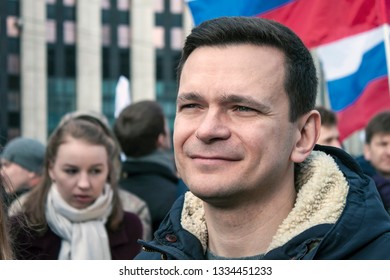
left=383, top=25, right=390, bottom=95
left=378, top=0, right=390, bottom=95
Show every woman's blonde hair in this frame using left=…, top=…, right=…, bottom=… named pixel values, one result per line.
left=0, top=172, right=14, bottom=259
left=23, top=111, right=124, bottom=232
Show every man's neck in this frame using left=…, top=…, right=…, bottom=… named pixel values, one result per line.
left=204, top=186, right=296, bottom=258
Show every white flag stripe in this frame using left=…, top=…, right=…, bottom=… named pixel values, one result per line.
left=316, top=25, right=384, bottom=81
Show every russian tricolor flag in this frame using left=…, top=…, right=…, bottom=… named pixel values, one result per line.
left=186, top=0, right=390, bottom=141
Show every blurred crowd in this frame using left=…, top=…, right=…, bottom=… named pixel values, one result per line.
left=1, top=100, right=186, bottom=260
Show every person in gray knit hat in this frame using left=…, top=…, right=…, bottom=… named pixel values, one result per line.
left=0, top=137, right=45, bottom=207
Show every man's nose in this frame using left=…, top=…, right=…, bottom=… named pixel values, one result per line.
left=195, top=109, right=231, bottom=143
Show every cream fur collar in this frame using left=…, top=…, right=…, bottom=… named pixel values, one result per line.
left=180, top=150, right=349, bottom=253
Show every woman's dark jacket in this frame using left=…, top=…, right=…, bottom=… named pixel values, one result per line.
left=11, top=212, right=143, bottom=260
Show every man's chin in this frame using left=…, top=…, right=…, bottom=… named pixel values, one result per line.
left=189, top=187, right=240, bottom=208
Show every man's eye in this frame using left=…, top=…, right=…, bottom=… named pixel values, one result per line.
left=179, top=103, right=199, bottom=110
left=183, top=104, right=197, bottom=108
left=234, top=106, right=254, bottom=112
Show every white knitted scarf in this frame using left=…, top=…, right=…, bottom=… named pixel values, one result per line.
left=45, top=183, right=113, bottom=260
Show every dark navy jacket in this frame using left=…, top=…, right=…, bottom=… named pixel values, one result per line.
left=119, top=160, right=179, bottom=234
left=135, top=146, right=390, bottom=260
left=355, top=155, right=390, bottom=212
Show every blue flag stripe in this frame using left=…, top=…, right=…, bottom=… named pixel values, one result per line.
left=328, top=41, right=388, bottom=111
left=187, top=0, right=294, bottom=26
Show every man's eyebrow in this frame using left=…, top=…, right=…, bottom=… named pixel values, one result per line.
left=220, top=94, right=271, bottom=111
left=176, top=92, right=204, bottom=103
left=177, top=92, right=272, bottom=112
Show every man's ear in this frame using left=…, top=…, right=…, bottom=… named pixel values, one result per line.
left=157, top=133, right=171, bottom=150
left=363, top=144, right=371, bottom=161
left=290, top=110, right=321, bottom=163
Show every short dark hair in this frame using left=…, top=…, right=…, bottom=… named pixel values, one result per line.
left=365, top=111, right=390, bottom=144
left=177, top=16, right=318, bottom=122
left=315, top=106, right=337, bottom=127
left=114, top=100, right=166, bottom=157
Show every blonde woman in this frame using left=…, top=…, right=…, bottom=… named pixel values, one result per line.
left=11, top=116, right=143, bottom=259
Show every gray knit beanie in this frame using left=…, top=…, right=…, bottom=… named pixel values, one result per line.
left=0, top=137, right=45, bottom=174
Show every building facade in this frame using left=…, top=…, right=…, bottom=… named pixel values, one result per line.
left=0, top=0, right=191, bottom=145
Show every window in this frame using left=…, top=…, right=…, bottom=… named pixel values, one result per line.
left=47, top=46, right=55, bottom=76
left=64, top=6, right=76, bottom=20
left=63, top=21, right=75, bottom=44
left=101, top=0, right=110, bottom=9
left=7, top=54, right=19, bottom=75
left=46, top=20, right=57, bottom=43
left=7, top=0, right=19, bottom=16
left=65, top=46, right=76, bottom=77
left=118, top=25, right=129, bottom=48
left=102, top=25, right=111, bottom=46
left=117, top=0, right=129, bottom=11
left=154, top=26, right=164, bottom=49
left=8, top=75, right=20, bottom=90
left=63, top=0, right=75, bottom=6
left=171, top=27, right=183, bottom=50
left=170, top=0, right=182, bottom=14
left=119, top=49, right=130, bottom=77
left=154, top=0, right=164, bottom=13
left=8, top=38, right=20, bottom=53
left=102, top=47, right=110, bottom=78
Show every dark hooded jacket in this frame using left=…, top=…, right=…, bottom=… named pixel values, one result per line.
left=119, top=155, right=179, bottom=234
left=355, top=155, right=390, bottom=212
left=135, top=146, right=390, bottom=260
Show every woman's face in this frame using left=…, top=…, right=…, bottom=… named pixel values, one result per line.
left=49, top=136, right=109, bottom=209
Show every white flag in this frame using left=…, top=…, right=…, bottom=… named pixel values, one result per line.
left=114, top=76, right=131, bottom=118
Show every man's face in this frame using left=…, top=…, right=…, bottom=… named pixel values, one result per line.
left=174, top=44, right=304, bottom=205
left=0, top=159, right=32, bottom=193
left=364, top=133, right=390, bottom=177
left=317, top=125, right=342, bottom=148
